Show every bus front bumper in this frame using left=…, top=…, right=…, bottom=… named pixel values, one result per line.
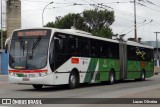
left=9, top=74, right=54, bottom=85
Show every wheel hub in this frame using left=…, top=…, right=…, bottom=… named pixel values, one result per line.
left=70, top=75, right=76, bottom=86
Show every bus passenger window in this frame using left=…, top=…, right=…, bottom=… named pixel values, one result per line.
left=54, top=39, right=60, bottom=51
left=68, top=36, right=79, bottom=56
left=90, top=39, right=98, bottom=57
left=108, top=48, right=112, bottom=58
left=80, top=38, right=89, bottom=57
left=54, top=34, right=67, bottom=54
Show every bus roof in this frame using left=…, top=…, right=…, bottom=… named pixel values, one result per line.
left=55, top=28, right=119, bottom=44
left=56, top=28, right=154, bottom=49
left=13, top=27, right=154, bottom=49
left=127, top=40, right=154, bottom=49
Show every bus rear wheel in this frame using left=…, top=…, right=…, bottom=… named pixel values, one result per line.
left=68, top=72, right=79, bottom=89
left=109, top=71, right=115, bottom=85
left=32, top=85, right=43, bottom=89
left=140, top=70, right=145, bottom=81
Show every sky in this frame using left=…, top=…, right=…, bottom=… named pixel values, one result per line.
left=1, top=0, right=160, bottom=41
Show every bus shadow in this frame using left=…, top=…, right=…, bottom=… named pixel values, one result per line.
left=116, top=79, right=153, bottom=85
left=15, top=85, right=70, bottom=92
left=79, top=79, right=152, bottom=88
left=16, top=79, right=152, bottom=92
left=16, top=83, right=106, bottom=92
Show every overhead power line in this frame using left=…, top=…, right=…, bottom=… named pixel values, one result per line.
left=22, top=3, right=88, bottom=12
left=136, top=1, right=160, bottom=13
left=119, top=20, right=146, bottom=34
left=96, top=3, right=147, bottom=21
left=21, top=0, right=50, bottom=3
left=95, top=2, right=160, bottom=25
left=125, top=20, right=153, bottom=35
left=21, top=0, right=160, bottom=29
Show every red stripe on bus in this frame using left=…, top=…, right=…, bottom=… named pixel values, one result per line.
left=9, top=70, right=48, bottom=73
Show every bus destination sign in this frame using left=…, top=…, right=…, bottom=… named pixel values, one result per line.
left=18, top=30, right=47, bottom=37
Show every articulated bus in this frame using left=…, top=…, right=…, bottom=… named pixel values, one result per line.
left=6, top=28, right=154, bottom=89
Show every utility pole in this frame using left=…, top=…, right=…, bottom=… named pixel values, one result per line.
left=1, top=0, right=3, bottom=49
left=134, top=0, right=137, bottom=42
left=154, top=32, right=160, bottom=67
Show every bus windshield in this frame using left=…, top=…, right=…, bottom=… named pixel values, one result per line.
left=9, top=29, right=51, bottom=70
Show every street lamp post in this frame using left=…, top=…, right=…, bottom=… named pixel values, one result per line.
left=42, top=2, right=53, bottom=26
left=1, top=0, right=3, bottom=49
left=154, top=32, right=160, bottom=67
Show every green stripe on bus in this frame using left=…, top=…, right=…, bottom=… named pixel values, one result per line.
left=99, top=59, right=120, bottom=81
left=83, top=58, right=120, bottom=83
left=84, top=58, right=98, bottom=83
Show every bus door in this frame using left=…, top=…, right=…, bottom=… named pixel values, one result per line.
left=53, top=33, right=69, bottom=71
left=119, top=41, right=127, bottom=80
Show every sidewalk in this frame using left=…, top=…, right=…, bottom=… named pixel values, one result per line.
left=0, top=74, right=9, bottom=84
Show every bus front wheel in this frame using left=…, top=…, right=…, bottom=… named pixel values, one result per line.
left=32, top=85, right=43, bottom=89
left=68, top=72, right=79, bottom=89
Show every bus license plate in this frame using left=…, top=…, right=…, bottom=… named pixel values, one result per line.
left=22, top=78, right=30, bottom=81
left=28, top=74, right=35, bottom=78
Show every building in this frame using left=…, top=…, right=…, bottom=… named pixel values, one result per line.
left=144, top=41, right=160, bottom=59
left=143, top=41, right=160, bottom=73
left=6, top=0, right=21, bottom=37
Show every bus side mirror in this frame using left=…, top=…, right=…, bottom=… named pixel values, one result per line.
left=5, top=38, right=11, bottom=53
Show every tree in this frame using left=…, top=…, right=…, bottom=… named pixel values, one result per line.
left=45, top=9, right=115, bottom=38
left=0, top=30, right=7, bottom=49
left=83, top=9, right=114, bottom=38
left=45, top=13, right=87, bottom=30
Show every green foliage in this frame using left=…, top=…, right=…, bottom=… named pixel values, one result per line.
left=0, top=30, right=7, bottom=49
left=92, top=27, right=113, bottom=39
left=45, top=14, right=87, bottom=30
left=45, top=9, right=115, bottom=38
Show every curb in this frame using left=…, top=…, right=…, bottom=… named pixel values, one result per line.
left=0, top=75, right=8, bottom=77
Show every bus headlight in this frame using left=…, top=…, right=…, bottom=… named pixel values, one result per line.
left=39, top=72, right=48, bottom=77
left=10, top=72, right=16, bottom=76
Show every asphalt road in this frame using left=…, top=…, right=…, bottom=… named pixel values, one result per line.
left=0, top=74, right=160, bottom=107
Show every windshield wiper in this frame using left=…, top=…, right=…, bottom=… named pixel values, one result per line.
left=31, top=36, right=42, bottom=58
left=17, top=37, right=27, bottom=69
left=18, top=37, right=25, bottom=55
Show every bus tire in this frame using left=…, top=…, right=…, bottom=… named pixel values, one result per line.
left=68, top=72, right=79, bottom=89
left=109, top=70, right=115, bottom=85
left=32, top=85, right=43, bottom=89
left=140, top=70, right=145, bottom=81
